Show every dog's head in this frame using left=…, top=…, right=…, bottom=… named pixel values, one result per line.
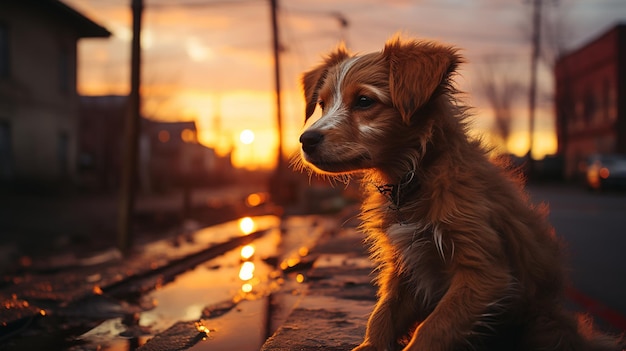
left=298, top=37, right=461, bottom=176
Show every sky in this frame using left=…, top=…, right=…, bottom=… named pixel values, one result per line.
left=64, top=0, right=626, bottom=169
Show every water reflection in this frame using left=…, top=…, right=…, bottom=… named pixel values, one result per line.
left=240, top=245, right=255, bottom=260
left=238, top=217, right=256, bottom=235
left=194, top=321, right=211, bottom=338
left=238, top=261, right=255, bottom=281
left=238, top=242, right=261, bottom=295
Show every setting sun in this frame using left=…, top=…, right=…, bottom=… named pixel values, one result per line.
left=239, top=129, right=255, bottom=145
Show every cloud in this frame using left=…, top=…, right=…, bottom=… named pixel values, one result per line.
left=185, top=37, right=215, bottom=62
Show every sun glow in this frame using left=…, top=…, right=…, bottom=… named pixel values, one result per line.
left=507, top=130, right=557, bottom=159
left=240, top=129, right=255, bottom=145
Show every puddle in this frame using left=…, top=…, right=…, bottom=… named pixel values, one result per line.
left=76, top=216, right=328, bottom=351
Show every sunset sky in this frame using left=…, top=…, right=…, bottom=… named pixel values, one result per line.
left=64, top=0, right=626, bottom=169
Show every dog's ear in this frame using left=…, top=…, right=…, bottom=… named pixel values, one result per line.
left=383, top=38, right=461, bottom=124
left=302, top=45, right=351, bottom=121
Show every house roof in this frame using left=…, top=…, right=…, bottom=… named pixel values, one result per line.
left=21, top=0, right=111, bottom=38
left=556, top=22, right=625, bottom=65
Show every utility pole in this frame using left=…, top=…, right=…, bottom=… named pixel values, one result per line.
left=527, top=0, right=541, bottom=174
left=118, top=0, right=143, bottom=254
left=270, top=0, right=283, bottom=172
left=269, top=0, right=287, bottom=203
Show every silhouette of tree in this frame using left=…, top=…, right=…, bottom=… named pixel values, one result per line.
left=477, top=54, right=524, bottom=149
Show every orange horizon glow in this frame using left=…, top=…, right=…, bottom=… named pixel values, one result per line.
left=77, top=78, right=558, bottom=169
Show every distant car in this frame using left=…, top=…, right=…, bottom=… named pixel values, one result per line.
left=585, top=154, right=626, bottom=190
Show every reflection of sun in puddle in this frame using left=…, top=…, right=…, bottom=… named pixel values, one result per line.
left=240, top=245, right=255, bottom=260
left=238, top=217, right=256, bottom=235
left=241, top=283, right=253, bottom=293
left=238, top=261, right=255, bottom=281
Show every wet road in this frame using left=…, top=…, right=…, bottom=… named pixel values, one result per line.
left=82, top=215, right=329, bottom=351
left=528, top=184, right=626, bottom=330
left=0, top=215, right=331, bottom=351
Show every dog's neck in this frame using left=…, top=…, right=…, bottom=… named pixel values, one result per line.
left=375, top=169, right=421, bottom=209
left=373, top=140, right=443, bottom=209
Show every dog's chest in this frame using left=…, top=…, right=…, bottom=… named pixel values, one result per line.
left=382, top=222, right=449, bottom=304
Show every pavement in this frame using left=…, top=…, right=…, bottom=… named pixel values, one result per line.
left=261, top=215, right=376, bottom=351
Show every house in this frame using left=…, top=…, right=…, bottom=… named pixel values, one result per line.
left=0, top=0, right=110, bottom=185
left=78, top=95, right=126, bottom=189
left=143, top=120, right=207, bottom=191
left=78, top=94, right=228, bottom=191
left=554, top=23, right=626, bottom=180
left=142, top=119, right=234, bottom=190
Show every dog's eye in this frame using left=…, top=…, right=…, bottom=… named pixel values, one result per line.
left=355, top=96, right=375, bottom=109
left=318, top=100, right=325, bottom=111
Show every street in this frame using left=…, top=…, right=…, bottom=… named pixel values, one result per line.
left=528, top=184, right=626, bottom=330
left=1, top=184, right=625, bottom=351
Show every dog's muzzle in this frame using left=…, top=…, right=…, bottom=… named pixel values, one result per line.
left=299, top=130, right=324, bottom=155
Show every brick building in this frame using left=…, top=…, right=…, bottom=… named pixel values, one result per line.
left=554, top=23, right=626, bottom=179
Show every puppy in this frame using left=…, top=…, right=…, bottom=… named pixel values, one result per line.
left=295, top=37, right=623, bottom=351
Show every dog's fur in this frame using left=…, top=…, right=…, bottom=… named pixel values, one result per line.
left=294, top=37, right=624, bottom=351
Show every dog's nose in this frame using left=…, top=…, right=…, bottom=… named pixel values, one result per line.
left=299, top=131, right=324, bottom=154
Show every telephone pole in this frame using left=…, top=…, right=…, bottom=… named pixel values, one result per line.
left=118, top=0, right=143, bottom=254
left=270, top=0, right=283, bottom=172
left=527, top=0, right=541, bottom=174
left=269, top=0, right=288, bottom=203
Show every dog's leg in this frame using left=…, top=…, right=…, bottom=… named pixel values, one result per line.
left=353, top=294, right=400, bottom=351
left=403, top=269, right=510, bottom=351
left=354, top=273, right=424, bottom=351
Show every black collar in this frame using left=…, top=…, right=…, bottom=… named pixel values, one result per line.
left=376, top=170, right=420, bottom=209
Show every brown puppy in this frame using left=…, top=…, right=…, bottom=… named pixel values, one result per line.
left=295, top=37, right=623, bottom=351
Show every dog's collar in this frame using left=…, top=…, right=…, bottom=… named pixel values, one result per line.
left=376, top=170, right=420, bottom=209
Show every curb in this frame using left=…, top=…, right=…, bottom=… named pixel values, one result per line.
left=262, top=226, right=376, bottom=350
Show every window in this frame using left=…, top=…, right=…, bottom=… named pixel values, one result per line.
left=583, top=89, right=596, bottom=125
left=0, top=24, right=9, bottom=78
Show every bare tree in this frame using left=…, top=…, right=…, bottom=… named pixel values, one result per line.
left=476, top=54, right=525, bottom=149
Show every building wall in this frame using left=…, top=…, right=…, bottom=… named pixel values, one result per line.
left=555, top=24, right=625, bottom=179
left=0, top=3, right=81, bottom=183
